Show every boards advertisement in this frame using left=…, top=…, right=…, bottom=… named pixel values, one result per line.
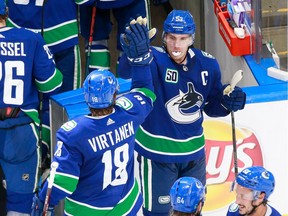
left=202, top=100, right=288, bottom=215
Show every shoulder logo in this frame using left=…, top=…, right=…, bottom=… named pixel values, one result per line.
left=228, top=202, right=239, bottom=212
left=165, top=69, right=178, bottom=83
left=116, top=97, right=133, bottom=110
left=154, top=46, right=165, bottom=53
left=201, top=51, right=215, bottom=59
left=61, top=120, right=77, bottom=131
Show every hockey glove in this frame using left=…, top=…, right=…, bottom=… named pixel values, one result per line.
left=31, top=194, right=54, bottom=216
left=221, top=84, right=246, bottom=111
left=129, top=16, right=157, bottom=42
left=120, top=17, right=153, bottom=66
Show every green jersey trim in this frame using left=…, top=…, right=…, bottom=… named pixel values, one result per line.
left=6, top=19, right=78, bottom=47
left=64, top=180, right=141, bottom=215
left=54, top=172, right=79, bottom=194
left=136, top=126, right=205, bottom=155
left=89, top=49, right=111, bottom=68
left=35, top=69, right=63, bottom=93
left=133, top=88, right=156, bottom=102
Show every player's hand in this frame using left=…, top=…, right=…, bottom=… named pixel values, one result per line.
left=31, top=194, right=54, bottom=216
left=129, top=16, right=157, bottom=42
left=120, top=16, right=154, bottom=66
left=222, top=84, right=246, bottom=111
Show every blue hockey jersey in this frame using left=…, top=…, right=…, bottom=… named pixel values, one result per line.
left=39, top=65, right=156, bottom=215
left=0, top=27, right=62, bottom=127
left=96, top=0, right=136, bottom=9
left=118, top=46, right=230, bottom=163
left=6, top=0, right=95, bottom=53
left=226, top=202, right=282, bottom=216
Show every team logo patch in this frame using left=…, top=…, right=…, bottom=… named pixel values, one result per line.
left=165, top=82, right=203, bottom=124
left=116, top=97, right=133, bottom=110
left=201, top=51, right=215, bottom=59
left=228, top=203, right=239, bottom=212
left=158, top=196, right=170, bottom=204
left=61, top=120, right=77, bottom=131
left=165, top=69, right=178, bottom=83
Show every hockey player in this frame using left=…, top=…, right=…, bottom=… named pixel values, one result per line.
left=226, top=166, right=281, bottom=216
left=0, top=0, right=63, bottom=215
left=170, top=177, right=205, bottom=216
left=6, top=0, right=96, bottom=169
left=6, top=0, right=93, bottom=92
left=31, top=18, right=155, bottom=215
left=79, top=0, right=149, bottom=73
left=118, top=10, right=246, bottom=215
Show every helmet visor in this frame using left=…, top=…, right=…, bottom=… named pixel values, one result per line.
left=233, top=183, right=256, bottom=201
left=164, top=33, right=193, bottom=48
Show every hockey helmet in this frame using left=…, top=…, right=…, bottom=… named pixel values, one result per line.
left=163, top=10, right=196, bottom=35
left=83, top=69, right=119, bottom=109
left=170, top=177, right=205, bottom=213
left=235, top=166, right=275, bottom=200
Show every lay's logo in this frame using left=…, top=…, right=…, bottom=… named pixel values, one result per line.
left=202, top=119, right=263, bottom=212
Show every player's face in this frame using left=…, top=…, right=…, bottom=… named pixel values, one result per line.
left=234, top=185, right=257, bottom=215
left=164, top=33, right=192, bottom=64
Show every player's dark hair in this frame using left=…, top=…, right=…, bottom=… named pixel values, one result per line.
left=90, top=103, right=114, bottom=117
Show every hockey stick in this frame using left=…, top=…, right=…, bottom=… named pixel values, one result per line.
left=42, top=161, right=59, bottom=216
left=36, top=0, right=48, bottom=194
left=85, top=3, right=97, bottom=77
left=224, top=70, right=243, bottom=178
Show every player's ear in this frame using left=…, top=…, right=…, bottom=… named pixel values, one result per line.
left=258, top=192, right=265, bottom=200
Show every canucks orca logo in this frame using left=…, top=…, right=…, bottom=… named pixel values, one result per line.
left=165, top=82, right=203, bottom=124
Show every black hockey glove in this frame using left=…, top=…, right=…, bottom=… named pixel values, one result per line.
left=120, top=16, right=154, bottom=66
left=221, top=84, right=246, bottom=111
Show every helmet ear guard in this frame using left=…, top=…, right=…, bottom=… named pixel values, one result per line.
left=83, top=69, right=119, bottom=109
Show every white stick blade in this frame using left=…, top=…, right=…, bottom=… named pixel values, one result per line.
left=230, top=70, right=243, bottom=90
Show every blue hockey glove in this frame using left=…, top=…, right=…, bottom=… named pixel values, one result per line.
left=221, top=84, right=246, bottom=111
left=120, top=17, right=153, bottom=66
left=31, top=194, right=54, bottom=216
left=132, top=16, right=157, bottom=43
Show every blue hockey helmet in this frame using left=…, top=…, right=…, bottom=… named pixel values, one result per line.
left=170, top=177, right=205, bottom=213
left=236, top=166, right=275, bottom=200
left=0, top=0, right=6, bottom=15
left=163, top=10, right=196, bottom=35
left=83, top=69, right=119, bottom=109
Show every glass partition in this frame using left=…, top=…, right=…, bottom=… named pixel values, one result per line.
left=257, top=0, right=287, bottom=71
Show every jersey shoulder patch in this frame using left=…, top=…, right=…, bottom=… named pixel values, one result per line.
left=61, top=120, right=77, bottom=131
left=116, top=96, right=133, bottom=110
left=201, top=51, right=215, bottom=59
left=228, top=202, right=239, bottom=212
left=153, top=46, right=165, bottom=53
